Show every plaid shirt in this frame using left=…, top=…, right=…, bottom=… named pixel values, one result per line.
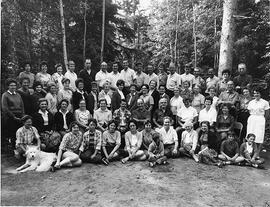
left=59, top=131, right=83, bottom=152
left=16, top=126, right=39, bottom=147
left=113, top=108, right=131, bottom=126
left=80, top=130, right=102, bottom=152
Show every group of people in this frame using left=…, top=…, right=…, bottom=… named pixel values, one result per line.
left=1, top=58, right=269, bottom=170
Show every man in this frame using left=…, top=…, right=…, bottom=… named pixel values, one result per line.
left=120, top=59, right=135, bottom=96
left=157, top=63, right=168, bottom=86
left=233, top=63, right=252, bottom=91
left=206, top=68, right=219, bottom=93
left=193, top=67, right=206, bottom=92
left=132, top=98, right=151, bottom=131
left=109, top=61, right=121, bottom=90
left=126, top=84, right=139, bottom=112
left=78, top=59, right=95, bottom=93
left=18, top=62, right=35, bottom=88
left=153, top=98, right=173, bottom=128
left=217, top=69, right=231, bottom=94
left=218, top=81, right=239, bottom=107
left=134, top=62, right=148, bottom=88
left=64, top=60, right=78, bottom=92
left=95, top=62, right=111, bottom=89
left=166, top=62, right=181, bottom=98
left=146, top=64, right=159, bottom=87
left=180, top=63, right=195, bottom=89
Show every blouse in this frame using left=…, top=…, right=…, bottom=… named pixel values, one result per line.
left=36, top=72, right=52, bottom=88
left=59, top=131, right=83, bottom=152
left=125, top=131, right=142, bottom=151
left=141, top=129, right=156, bottom=149
left=45, top=93, right=58, bottom=115
left=140, top=94, right=154, bottom=110
left=102, top=130, right=121, bottom=147
left=57, top=89, right=73, bottom=111
left=80, top=130, right=102, bottom=151
left=192, top=93, right=205, bottom=113
left=75, top=109, right=90, bottom=126
left=247, top=99, right=270, bottom=116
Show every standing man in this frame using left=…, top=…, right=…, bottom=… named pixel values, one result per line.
left=134, top=61, right=148, bottom=88
left=206, top=68, right=219, bottom=93
left=146, top=64, right=159, bottom=87
left=120, top=59, right=135, bottom=96
left=180, top=63, right=195, bottom=90
left=64, top=60, right=78, bottom=92
left=193, top=67, right=206, bottom=92
left=166, top=62, right=181, bottom=98
left=109, top=61, right=121, bottom=91
left=95, top=62, right=111, bottom=90
left=79, top=59, right=95, bottom=93
left=233, top=63, right=252, bottom=91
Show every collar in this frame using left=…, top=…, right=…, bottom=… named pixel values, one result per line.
left=60, top=109, right=69, bottom=115
left=38, top=109, right=48, bottom=116
left=77, top=89, right=84, bottom=94
left=7, top=90, right=16, bottom=95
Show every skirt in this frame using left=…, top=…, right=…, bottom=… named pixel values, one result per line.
left=246, top=115, right=265, bottom=144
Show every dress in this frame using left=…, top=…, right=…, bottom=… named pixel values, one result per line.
left=247, top=99, right=270, bottom=144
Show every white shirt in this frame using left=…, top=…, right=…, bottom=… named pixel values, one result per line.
left=199, top=107, right=217, bottom=125
left=177, top=106, right=198, bottom=123
left=166, top=72, right=181, bottom=91
left=180, top=73, right=195, bottom=88
left=52, top=73, right=64, bottom=90
left=157, top=127, right=178, bottom=145
left=206, top=76, right=219, bottom=92
left=146, top=73, right=159, bottom=86
left=95, top=70, right=111, bottom=88
left=120, top=68, right=135, bottom=87
left=118, top=89, right=125, bottom=100
left=60, top=109, right=69, bottom=130
left=134, top=72, right=148, bottom=87
left=248, top=98, right=270, bottom=116
left=170, top=96, right=184, bottom=115
left=109, top=71, right=121, bottom=89
left=38, top=110, right=49, bottom=126
left=246, top=143, right=253, bottom=154
left=64, top=70, right=77, bottom=91
left=181, top=130, right=198, bottom=151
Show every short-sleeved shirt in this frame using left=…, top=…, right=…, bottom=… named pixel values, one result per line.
left=64, top=70, right=78, bottom=91
left=146, top=73, right=159, bottom=86
left=220, top=140, right=239, bottom=157
left=166, top=72, right=181, bottom=91
left=247, top=99, right=270, bottom=116
left=199, top=107, right=217, bottom=125
left=140, top=94, right=154, bottom=110
left=180, top=73, right=195, bottom=88
left=177, top=106, right=198, bottom=123
left=206, top=76, right=219, bottom=92
left=60, top=131, right=83, bottom=152
left=219, top=90, right=239, bottom=105
left=134, top=72, right=148, bottom=87
left=157, top=127, right=178, bottom=145
left=108, top=71, right=121, bottom=89
left=158, top=72, right=168, bottom=86
left=119, top=68, right=135, bottom=87
left=93, top=108, right=112, bottom=126
left=113, top=108, right=131, bottom=127
left=16, top=126, right=39, bottom=146
left=141, top=129, right=156, bottom=149
left=148, top=141, right=164, bottom=155
left=52, top=73, right=64, bottom=90
left=153, top=108, right=173, bottom=126
left=80, top=130, right=102, bottom=151
left=170, top=96, right=184, bottom=115
left=102, top=130, right=121, bottom=147
left=95, top=70, right=111, bottom=88
left=36, top=72, right=52, bottom=88
left=216, top=114, right=234, bottom=129
left=192, top=93, right=205, bottom=113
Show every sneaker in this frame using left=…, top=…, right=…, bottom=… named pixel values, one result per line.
left=217, top=162, right=224, bottom=168
left=102, top=158, right=109, bottom=166
left=149, top=162, right=155, bottom=167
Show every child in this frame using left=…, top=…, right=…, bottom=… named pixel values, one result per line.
left=179, top=122, right=199, bottom=162
left=239, top=133, right=265, bottom=168
left=218, top=131, right=243, bottom=165
left=148, top=133, right=167, bottom=167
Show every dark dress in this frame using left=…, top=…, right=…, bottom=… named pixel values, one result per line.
left=17, top=89, right=34, bottom=115
left=111, top=90, right=122, bottom=113
left=150, top=89, right=160, bottom=115
left=72, top=90, right=88, bottom=111
left=54, top=111, right=74, bottom=132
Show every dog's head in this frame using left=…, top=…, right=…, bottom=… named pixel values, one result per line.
left=25, top=145, right=40, bottom=160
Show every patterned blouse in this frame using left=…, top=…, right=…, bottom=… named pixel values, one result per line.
left=59, top=131, right=83, bottom=152
left=79, top=130, right=102, bottom=151
left=16, top=126, right=39, bottom=146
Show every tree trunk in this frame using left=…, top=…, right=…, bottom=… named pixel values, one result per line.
left=174, top=0, right=180, bottom=63
left=59, top=0, right=68, bottom=70
left=83, top=0, right=87, bottom=63
left=101, top=0, right=106, bottom=63
left=218, top=0, right=237, bottom=77
left=192, top=1, right=197, bottom=68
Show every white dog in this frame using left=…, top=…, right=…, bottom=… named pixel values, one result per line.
left=16, top=145, right=57, bottom=173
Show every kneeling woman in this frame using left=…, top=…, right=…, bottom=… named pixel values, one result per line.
left=121, top=120, right=147, bottom=163
left=102, top=120, right=121, bottom=162
left=79, top=118, right=103, bottom=164
left=55, top=122, right=83, bottom=169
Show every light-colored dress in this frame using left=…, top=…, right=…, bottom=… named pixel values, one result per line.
left=58, top=89, right=73, bottom=111
left=192, top=93, right=205, bottom=113
left=75, top=109, right=91, bottom=126
left=36, top=72, right=52, bottom=88
left=247, top=99, right=270, bottom=143
left=45, top=93, right=58, bottom=115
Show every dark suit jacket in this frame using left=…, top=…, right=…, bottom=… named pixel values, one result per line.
left=72, top=91, right=88, bottom=111
left=32, top=111, right=54, bottom=133
left=126, top=92, right=139, bottom=112
left=54, top=111, right=74, bottom=131
left=150, top=89, right=160, bottom=114
left=111, top=91, right=122, bottom=113
left=78, top=69, right=95, bottom=93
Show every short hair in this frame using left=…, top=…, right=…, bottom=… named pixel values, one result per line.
left=183, top=97, right=191, bottom=103
left=69, top=121, right=79, bottom=130
left=227, top=130, right=235, bottom=137
left=200, top=121, right=210, bottom=129
left=221, top=103, right=230, bottom=110
left=183, top=80, right=190, bottom=87
left=47, top=83, right=57, bottom=91
left=135, top=61, right=143, bottom=66
left=208, top=86, right=216, bottom=92
left=68, top=60, right=75, bottom=65
left=79, top=99, right=86, bottom=104
left=163, top=116, right=171, bottom=124
left=222, top=69, right=231, bottom=76
left=246, top=133, right=256, bottom=140
left=55, top=63, right=62, bottom=69
left=205, top=96, right=213, bottom=104
left=107, top=119, right=118, bottom=128
left=144, top=120, right=152, bottom=126
left=75, top=78, right=84, bottom=88
left=116, top=79, right=125, bottom=87
left=88, top=118, right=97, bottom=127
left=99, top=98, right=107, bottom=105
left=129, top=84, right=137, bottom=90
left=59, top=99, right=69, bottom=106
left=20, top=77, right=30, bottom=84
left=158, top=84, right=166, bottom=89
left=33, top=81, right=42, bottom=89
left=121, top=99, right=127, bottom=103
left=253, top=87, right=263, bottom=95
left=128, top=119, right=138, bottom=129
left=141, top=84, right=149, bottom=90
left=158, top=62, right=165, bottom=70
left=238, top=63, right=246, bottom=68
left=21, top=115, right=33, bottom=123
left=38, top=98, right=48, bottom=105
left=24, top=62, right=31, bottom=67
left=40, top=61, right=48, bottom=67
left=6, top=78, right=17, bottom=87
left=61, top=77, right=70, bottom=84
left=194, top=67, right=201, bottom=72
left=149, top=80, right=157, bottom=86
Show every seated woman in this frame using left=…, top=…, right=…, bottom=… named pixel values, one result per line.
left=180, top=81, right=193, bottom=100
left=98, top=82, right=113, bottom=109
left=140, top=84, right=154, bottom=112
left=121, top=119, right=147, bottom=163
left=93, top=99, right=112, bottom=132
left=239, top=133, right=264, bottom=168
left=32, top=98, right=61, bottom=152
left=102, top=120, right=121, bottom=163
left=215, top=103, right=235, bottom=141
left=197, top=121, right=222, bottom=166
left=31, top=81, right=46, bottom=113
left=218, top=130, right=243, bottom=165
left=45, top=83, right=58, bottom=115
left=179, top=122, right=199, bottom=162
left=113, top=99, right=131, bottom=131
left=191, top=85, right=205, bottom=114
left=153, top=98, right=173, bottom=129
left=170, top=86, right=184, bottom=116
left=15, top=115, right=41, bottom=159
left=79, top=118, right=104, bottom=164
left=148, top=133, right=167, bottom=167
left=74, top=99, right=91, bottom=132
left=141, top=120, right=156, bottom=155
left=156, top=116, right=179, bottom=158
left=54, top=122, right=83, bottom=169
left=54, top=99, right=74, bottom=137
left=198, top=96, right=217, bottom=131
left=132, top=98, right=151, bottom=131
left=208, top=86, right=219, bottom=109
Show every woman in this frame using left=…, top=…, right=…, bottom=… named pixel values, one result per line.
left=35, top=61, right=52, bottom=90
left=149, top=80, right=160, bottom=114
left=197, top=121, right=222, bottom=166
left=54, top=122, right=83, bottom=169
left=52, top=63, right=64, bottom=90
left=79, top=118, right=103, bottom=164
left=121, top=120, right=147, bottom=163
left=216, top=103, right=235, bottom=141
left=111, top=79, right=125, bottom=112
left=57, top=78, right=73, bottom=112
left=31, top=81, right=46, bottom=113
left=1, top=78, right=25, bottom=148
left=113, top=99, right=131, bottom=130
left=208, top=86, right=219, bottom=109
left=157, top=63, right=168, bottom=86
left=180, top=81, right=192, bottom=100
left=87, top=81, right=99, bottom=115
left=72, top=78, right=88, bottom=111
left=32, top=98, right=61, bottom=152
left=153, top=98, right=173, bottom=128
left=54, top=99, right=74, bottom=137
left=17, top=77, right=34, bottom=115
left=192, top=85, right=205, bottom=113
left=98, top=82, right=113, bottom=109
left=15, top=115, right=41, bottom=159
left=141, top=120, right=156, bottom=154
left=45, top=83, right=58, bottom=115
left=140, top=84, right=154, bottom=112
left=93, top=99, right=112, bottom=132
left=102, top=120, right=121, bottom=162
left=246, top=88, right=270, bottom=153
left=18, top=62, right=35, bottom=88
left=170, top=86, right=184, bottom=115
left=74, top=99, right=91, bottom=132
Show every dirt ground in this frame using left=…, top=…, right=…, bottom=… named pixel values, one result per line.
left=1, top=151, right=270, bottom=207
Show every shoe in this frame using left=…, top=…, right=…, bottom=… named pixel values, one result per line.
left=149, top=162, right=155, bottom=167
left=102, top=158, right=109, bottom=166
left=217, top=162, right=224, bottom=168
